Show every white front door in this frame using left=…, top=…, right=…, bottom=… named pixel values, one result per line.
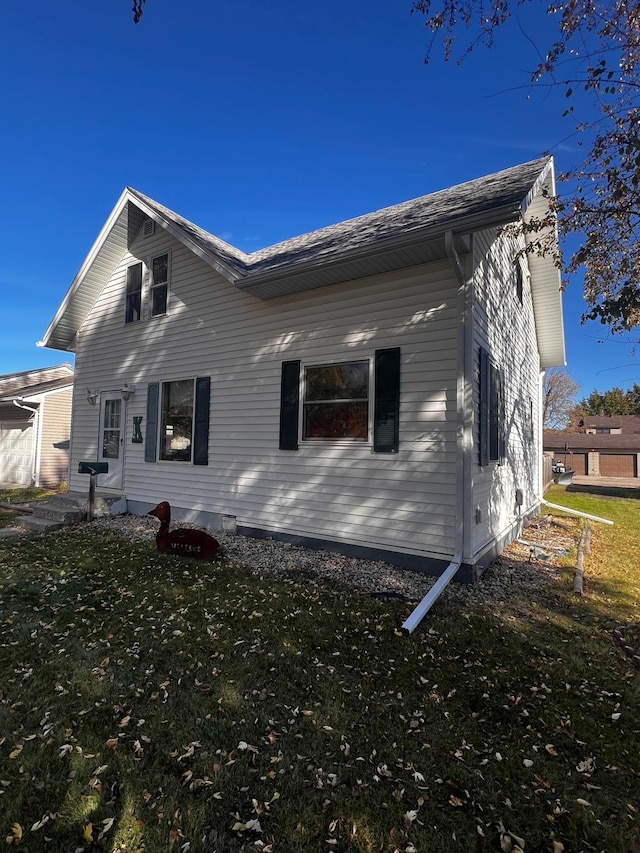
left=98, top=395, right=123, bottom=489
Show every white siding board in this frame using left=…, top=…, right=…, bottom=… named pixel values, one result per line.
left=70, top=229, right=462, bottom=562
left=471, top=227, right=542, bottom=559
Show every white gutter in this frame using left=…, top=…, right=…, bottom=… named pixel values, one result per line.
left=401, top=231, right=469, bottom=634
left=541, top=499, right=613, bottom=526
left=12, top=399, right=40, bottom=486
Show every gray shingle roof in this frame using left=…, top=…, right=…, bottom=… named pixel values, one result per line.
left=0, top=365, right=74, bottom=401
left=130, top=156, right=550, bottom=279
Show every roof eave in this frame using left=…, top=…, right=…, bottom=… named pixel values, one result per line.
left=237, top=202, right=525, bottom=298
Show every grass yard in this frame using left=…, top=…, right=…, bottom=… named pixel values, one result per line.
left=0, top=487, right=639, bottom=852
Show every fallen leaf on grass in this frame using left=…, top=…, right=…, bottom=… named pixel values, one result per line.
left=5, top=823, right=22, bottom=845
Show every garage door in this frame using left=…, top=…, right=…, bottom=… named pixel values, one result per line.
left=599, top=453, right=637, bottom=478
left=0, top=422, right=34, bottom=485
left=569, top=453, right=588, bottom=475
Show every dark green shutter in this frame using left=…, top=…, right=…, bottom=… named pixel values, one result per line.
left=279, top=361, right=300, bottom=450
left=145, top=382, right=159, bottom=463
left=373, top=347, right=400, bottom=453
left=193, top=376, right=210, bottom=466
left=479, top=348, right=489, bottom=467
left=497, top=368, right=507, bottom=463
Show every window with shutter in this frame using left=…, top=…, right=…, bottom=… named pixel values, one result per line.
left=145, top=377, right=210, bottom=465
left=279, top=350, right=401, bottom=452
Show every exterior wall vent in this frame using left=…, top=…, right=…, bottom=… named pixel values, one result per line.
left=143, top=218, right=155, bottom=238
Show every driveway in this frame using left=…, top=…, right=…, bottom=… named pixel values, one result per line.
left=569, top=474, right=640, bottom=490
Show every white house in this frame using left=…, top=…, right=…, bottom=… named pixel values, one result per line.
left=42, top=157, right=564, bottom=582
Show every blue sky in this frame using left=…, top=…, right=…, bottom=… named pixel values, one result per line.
left=1, top=0, right=637, bottom=398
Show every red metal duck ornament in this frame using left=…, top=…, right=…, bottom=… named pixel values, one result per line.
left=147, top=501, right=221, bottom=560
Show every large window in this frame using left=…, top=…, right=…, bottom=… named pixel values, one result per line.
left=151, top=253, right=169, bottom=317
left=303, top=361, right=369, bottom=440
left=160, top=379, right=194, bottom=461
left=125, top=263, right=142, bottom=324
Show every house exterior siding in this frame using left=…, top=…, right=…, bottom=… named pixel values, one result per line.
left=46, top=160, right=565, bottom=580
left=470, top=227, right=542, bottom=562
left=70, top=228, right=461, bottom=562
left=38, top=387, right=73, bottom=488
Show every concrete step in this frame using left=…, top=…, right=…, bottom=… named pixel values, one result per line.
left=31, top=504, right=85, bottom=524
left=16, top=515, right=65, bottom=533
left=12, top=491, right=126, bottom=534
left=47, top=492, right=127, bottom=517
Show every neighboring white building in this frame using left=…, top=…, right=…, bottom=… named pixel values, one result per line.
left=42, top=157, right=564, bottom=581
left=0, top=364, right=74, bottom=487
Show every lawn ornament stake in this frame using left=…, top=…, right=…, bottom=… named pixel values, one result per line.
left=147, top=501, right=220, bottom=560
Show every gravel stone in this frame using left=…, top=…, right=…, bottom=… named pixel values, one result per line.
left=87, top=511, right=573, bottom=607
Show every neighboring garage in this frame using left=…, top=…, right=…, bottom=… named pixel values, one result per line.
left=0, top=420, right=34, bottom=485
left=569, top=452, right=588, bottom=476
left=0, top=364, right=74, bottom=488
left=544, top=420, right=640, bottom=481
left=599, top=453, right=638, bottom=478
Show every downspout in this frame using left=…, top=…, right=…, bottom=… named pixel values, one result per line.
left=401, top=230, right=470, bottom=633
left=12, top=399, right=40, bottom=486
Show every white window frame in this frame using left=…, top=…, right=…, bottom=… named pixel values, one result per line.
left=150, top=250, right=170, bottom=318
left=300, top=357, right=372, bottom=445
left=124, top=251, right=171, bottom=325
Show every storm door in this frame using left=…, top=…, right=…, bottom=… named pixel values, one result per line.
left=98, top=395, right=124, bottom=489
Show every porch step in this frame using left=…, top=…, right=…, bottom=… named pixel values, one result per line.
left=15, top=491, right=126, bottom=534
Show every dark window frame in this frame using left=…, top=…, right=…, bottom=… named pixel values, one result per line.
left=125, top=262, right=142, bottom=324
left=479, top=347, right=506, bottom=466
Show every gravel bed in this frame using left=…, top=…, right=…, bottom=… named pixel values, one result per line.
left=87, top=512, right=573, bottom=606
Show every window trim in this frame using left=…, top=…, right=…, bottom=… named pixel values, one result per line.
left=301, top=358, right=371, bottom=444
left=124, top=252, right=171, bottom=325
left=150, top=250, right=170, bottom=318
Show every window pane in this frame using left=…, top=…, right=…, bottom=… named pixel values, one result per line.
left=305, top=362, right=368, bottom=401
left=160, top=379, right=194, bottom=461
left=151, top=283, right=167, bottom=316
left=103, top=400, right=121, bottom=430
left=125, top=263, right=142, bottom=323
left=102, top=430, right=120, bottom=458
left=152, top=254, right=168, bottom=285
left=304, top=401, right=368, bottom=439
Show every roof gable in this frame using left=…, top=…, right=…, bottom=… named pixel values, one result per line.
left=42, top=157, right=564, bottom=368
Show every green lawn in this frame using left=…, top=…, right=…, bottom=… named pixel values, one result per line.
left=0, top=487, right=638, bottom=852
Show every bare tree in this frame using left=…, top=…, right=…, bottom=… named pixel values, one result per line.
left=543, top=367, right=581, bottom=430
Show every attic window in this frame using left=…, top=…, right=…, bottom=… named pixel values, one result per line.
left=142, top=218, right=155, bottom=239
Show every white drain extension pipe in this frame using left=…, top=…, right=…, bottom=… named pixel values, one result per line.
left=401, top=554, right=462, bottom=634
left=541, top=499, right=613, bottom=526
